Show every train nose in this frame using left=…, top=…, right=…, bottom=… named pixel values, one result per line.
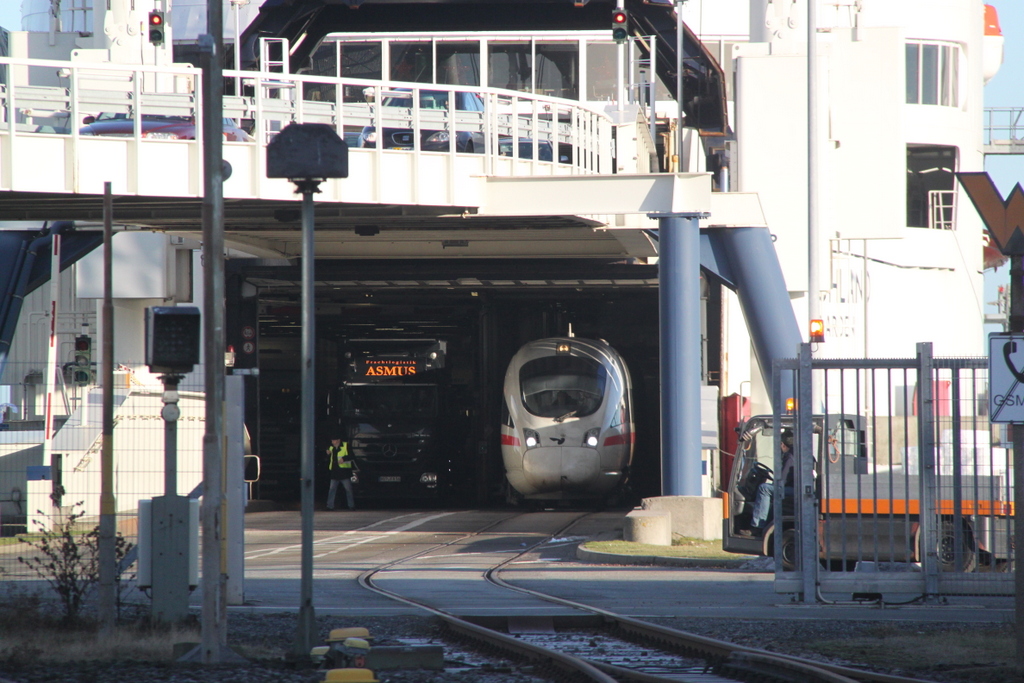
left=523, top=447, right=600, bottom=493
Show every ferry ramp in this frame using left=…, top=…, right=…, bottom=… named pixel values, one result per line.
left=0, top=55, right=717, bottom=260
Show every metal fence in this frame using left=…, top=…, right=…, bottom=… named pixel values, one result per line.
left=0, top=360, right=207, bottom=579
left=773, top=343, right=1013, bottom=600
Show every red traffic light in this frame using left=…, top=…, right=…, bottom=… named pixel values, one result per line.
left=148, top=10, right=165, bottom=45
left=612, top=9, right=629, bottom=42
left=75, top=335, right=91, bottom=351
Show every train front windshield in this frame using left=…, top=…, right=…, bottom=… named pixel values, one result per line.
left=519, top=355, right=606, bottom=419
left=341, top=385, right=438, bottom=419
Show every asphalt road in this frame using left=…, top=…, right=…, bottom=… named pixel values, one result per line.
left=216, top=509, right=1016, bottom=625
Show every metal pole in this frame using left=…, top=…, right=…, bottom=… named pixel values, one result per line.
left=657, top=213, right=706, bottom=496
left=153, top=373, right=189, bottom=625
left=296, top=182, right=319, bottom=655
left=807, top=0, right=820, bottom=334
left=200, top=0, right=227, bottom=663
left=617, top=34, right=625, bottom=114
left=649, top=35, right=657, bottom=148
left=232, top=0, right=242, bottom=95
left=1010, top=253, right=1024, bottom=673
left=675, top=0, right=685, bottom=168
left=42, top=228, right=60, bottom=509
left=916, top=342, right=938, bottom=597
left=98, top=182, right=116, bottom=631
left=796, top=342, right=816, bottom=602
left=163, top=377, right=180, bottom=496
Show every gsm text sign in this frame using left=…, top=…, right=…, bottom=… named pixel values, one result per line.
left=989, top=333, right=1024, bottom=422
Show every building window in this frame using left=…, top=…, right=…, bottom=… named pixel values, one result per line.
left=488, top=41, right=532, bottom=92
left=340, top=42, right=383, bottom=81
left=586, top=42, right=618, bottom=101
left=535, top=42, right=578, bottom=100
left=906, top=42, right=959, bottom=107
left=323, top=41, right=382, bottom=102
left=907, top=145, right=958, bottom=228
left=436, top=41, right=480, bottom=86
left=390, top=42, right=433, bottom=83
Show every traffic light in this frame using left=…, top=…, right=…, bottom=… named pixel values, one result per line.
left=145, top=306, right=201, bottom=375
left=809, top=319, right=825, bottom=344
left=73, top=335, right=92, bottom=385
left=612, top=9, right=629, bottom=43
left=148, top=10, right=165, bottom=46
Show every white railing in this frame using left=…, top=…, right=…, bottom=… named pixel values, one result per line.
left=928, top=189, right=956, bottom=230
left=0, top=56, right=615, bottom=192
left=984, top=106, right=1024, bottom=147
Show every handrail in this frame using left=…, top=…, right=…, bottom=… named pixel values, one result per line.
left=0, top=56, right=615, bottom=178
left=984, top=106, right=1023, bottom=145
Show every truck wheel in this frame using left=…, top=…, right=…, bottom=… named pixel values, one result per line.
left=763, top=527, right=798, bottom=571
left=938, top=519, right=977, bottom=573
left=779, top=528, right=798, bottom=571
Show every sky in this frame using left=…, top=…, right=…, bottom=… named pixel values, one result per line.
left=0, top=0, right=1020, bottom=328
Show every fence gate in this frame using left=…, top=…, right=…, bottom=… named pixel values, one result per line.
left=772, top=342, right=1013, bottom=601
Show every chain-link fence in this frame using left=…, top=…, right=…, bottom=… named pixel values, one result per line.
left=0, top=361, right=206, bottom=578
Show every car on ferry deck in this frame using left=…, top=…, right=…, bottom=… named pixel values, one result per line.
left=79, top=113, right=253, bottom=141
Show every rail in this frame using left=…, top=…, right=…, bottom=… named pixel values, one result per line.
left=984, top=106, right=1024, bottom=154
left=0, top=55, right=614, bottom=198
left=355, top=511, right=923, bottom=683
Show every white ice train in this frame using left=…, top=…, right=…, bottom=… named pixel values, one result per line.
left=500, top=337, right=634, bottom=503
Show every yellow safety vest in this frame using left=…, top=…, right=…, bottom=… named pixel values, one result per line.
left=328, top=443, right=351, bottom=469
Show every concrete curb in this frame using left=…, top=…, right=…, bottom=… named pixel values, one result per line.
left=575, top=543, right=750, bottom=569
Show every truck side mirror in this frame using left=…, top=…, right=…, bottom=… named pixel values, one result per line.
left=244, top=455, right=260, bottom=483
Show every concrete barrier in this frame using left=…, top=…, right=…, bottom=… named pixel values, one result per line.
left=641, top=495, right=723, bottom=540
left=623, top=509, right=672, bottom=545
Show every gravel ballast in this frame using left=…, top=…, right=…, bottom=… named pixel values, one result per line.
left=1, top=611, right=1021, bottom=683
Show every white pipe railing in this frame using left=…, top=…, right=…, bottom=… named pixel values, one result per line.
left=0, top=56, right=615, bottom=180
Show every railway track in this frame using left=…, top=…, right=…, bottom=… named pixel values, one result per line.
left=352, top=512, right=934, bottom=683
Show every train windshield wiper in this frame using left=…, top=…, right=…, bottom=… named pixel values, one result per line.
left=553, top=410, right=577, bottom=423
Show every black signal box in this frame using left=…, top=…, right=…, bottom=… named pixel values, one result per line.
left=146, top=306, right=201, bottom=374
left=267, top=123, right=349, bottom=180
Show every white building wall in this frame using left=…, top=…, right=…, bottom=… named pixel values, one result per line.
left=725, top=0, right=987, bottom=408
left=3, top=231, right=204, bottom=420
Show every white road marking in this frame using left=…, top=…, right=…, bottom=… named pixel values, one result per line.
left=245, top=511, right=454, bottom=560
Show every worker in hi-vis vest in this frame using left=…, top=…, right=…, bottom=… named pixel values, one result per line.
left=326, top=435, right=355, bottom=510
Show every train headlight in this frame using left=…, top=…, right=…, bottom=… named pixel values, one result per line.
left=583, top=428, right=600, bottom=448
left=524, top=429, right=540, bottom=449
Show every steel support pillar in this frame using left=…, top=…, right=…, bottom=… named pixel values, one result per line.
left=657, top=213, right=706, bottom=496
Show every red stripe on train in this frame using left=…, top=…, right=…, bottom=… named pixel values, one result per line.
left=501, top=434, right=521, bottom=447
left=603, top=432, right=635, bottom=447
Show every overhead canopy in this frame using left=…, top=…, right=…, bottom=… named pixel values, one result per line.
left=240, top=0, right=727, bottom=134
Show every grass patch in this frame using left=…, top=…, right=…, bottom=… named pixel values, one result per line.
left=807, top=625, right=1020, bottom=682
left=0, top=586, right=201, bottom=665
left=0, top=623, right=202, bottom=665
left=583, top=537, right=752, bottom=560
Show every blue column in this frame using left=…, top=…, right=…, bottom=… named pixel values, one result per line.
left=658, top=213, right=705, bottom=496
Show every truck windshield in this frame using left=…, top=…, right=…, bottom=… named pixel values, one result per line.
left=342, top=385, right=438, bottom=419
left=519, top=355, right=605, bottom=419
